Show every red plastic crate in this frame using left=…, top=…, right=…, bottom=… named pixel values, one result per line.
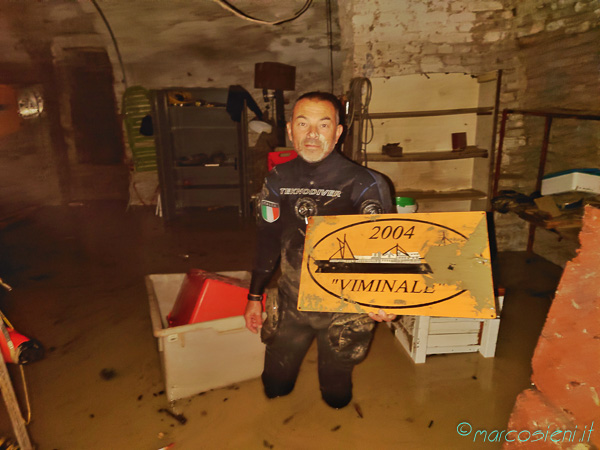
left=268, top=150, right=298, bottom=171
left=167, top=270, right=264, bottom=327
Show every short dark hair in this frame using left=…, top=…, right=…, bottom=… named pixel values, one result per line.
left=293, top=91, right=342, bottom=124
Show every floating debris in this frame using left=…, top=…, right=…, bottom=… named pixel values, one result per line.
left=353, top=403, right=363, bottom=418
left=283, top=415, right=294, bottom=425
left=99, top=368, right=117, bottom=380
left=331, top=425, right=341, bottom=432
left=158, top=408, right=187, bottom=425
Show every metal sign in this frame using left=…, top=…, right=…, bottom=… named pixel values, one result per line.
left=298, top=212, right=496, bottom=319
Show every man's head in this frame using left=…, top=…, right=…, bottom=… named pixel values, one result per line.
left=286, top=92, right=344, bottom=163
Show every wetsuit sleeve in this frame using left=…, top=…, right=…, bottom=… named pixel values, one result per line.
left=355, top=170, right=395, bottom=214
left=249, top=177, right=283, bottom=296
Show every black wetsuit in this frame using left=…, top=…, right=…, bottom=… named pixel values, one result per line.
left=249, top=150, right=393, bottom=408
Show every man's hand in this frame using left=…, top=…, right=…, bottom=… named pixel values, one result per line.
left=368, top=309, right=397, bottom=322
left=244, top=301, right=263, bottom=333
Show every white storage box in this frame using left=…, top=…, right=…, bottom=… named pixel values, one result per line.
left=541, top=169, right=600, bottom=195
left=390, top=292, right=504, bottom=364
left=146, top=272, right=265, bottom=402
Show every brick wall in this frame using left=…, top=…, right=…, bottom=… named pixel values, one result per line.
left=505, top=205, right=600, bottom=449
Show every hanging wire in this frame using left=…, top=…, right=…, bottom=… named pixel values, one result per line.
left=89, top=0, right=128, bottom=87
left=213, top=0, right=313, bottom=25
left=326, top=0, right=334, bottom=93
left=347, top=78, right=373, bottom=166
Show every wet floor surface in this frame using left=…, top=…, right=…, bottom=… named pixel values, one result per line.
left=0, top=201, right=563, bottom=449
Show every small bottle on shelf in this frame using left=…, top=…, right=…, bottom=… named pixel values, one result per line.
left=395, top=196, right=418, bottom=213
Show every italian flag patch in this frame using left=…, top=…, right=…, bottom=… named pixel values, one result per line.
left=261, top=200, right=280, bottom=223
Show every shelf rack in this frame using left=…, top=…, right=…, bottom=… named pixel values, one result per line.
left=492, top=108, right=600, bottom=252
left=346, top=72, right=501, bottom=212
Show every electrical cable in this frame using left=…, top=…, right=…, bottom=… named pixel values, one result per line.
left=326, top=0, right=334, bottom=93
left=89, top=0, right=128, bottom=87
left=213, top=0, right=313, bottom=25
left=347, top=78, right=373, bottom=166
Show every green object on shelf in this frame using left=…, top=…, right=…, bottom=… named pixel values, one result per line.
left=395, top=196, right=417, bottom=213
left=395, top=196, right=415, bottom=207
left=122, top=86, right=157, bottom=172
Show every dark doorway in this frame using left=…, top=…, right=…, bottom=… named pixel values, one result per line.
left=65, top=48, right=123, bottom=165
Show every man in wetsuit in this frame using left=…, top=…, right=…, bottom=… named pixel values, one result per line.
left=244, top=91, right=396, bottom=409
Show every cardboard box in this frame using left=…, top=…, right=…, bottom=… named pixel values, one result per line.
left=146, top=272, right=265, bottom=402
left=541, top=169, right=600, bottom=195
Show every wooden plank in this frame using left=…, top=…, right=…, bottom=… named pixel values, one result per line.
left=505, top=109, right=600, bottom=121
left=394, top=189, right=487, bottom=202
left=429, top=320, right=482, bottom=334
left=411, top=316, right=430, bottom=364
left=430, top=317, right=482, bottom=323
left=427, top=345, right=480, bottom=355
left=366, top=147, right=488, bottom=162
left=367, top=106, right=493, bottom=119
left=477, top=71, right=500, bottom=83
left=479, top=318, right=501, bottom=357
left=427, top=333, right=480, bottom=348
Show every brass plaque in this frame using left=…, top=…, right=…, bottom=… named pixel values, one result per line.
left=298, top=212, right=496, bottom=319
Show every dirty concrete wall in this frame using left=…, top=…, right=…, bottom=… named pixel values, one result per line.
left=337, top=0, right=599, bottom=266
left=0, top=0, right=342, bottom=213
left=0, top=0, right=129, bottom=214
left=95, top=1, right=342, bottom=99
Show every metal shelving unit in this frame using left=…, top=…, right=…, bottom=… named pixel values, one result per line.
left=492, top=108, right=600, bottom=251
left=152, top=88, right=249, bottom=221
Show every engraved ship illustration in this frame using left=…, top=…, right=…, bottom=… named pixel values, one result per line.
left=314, top=236, right=432, bottom=274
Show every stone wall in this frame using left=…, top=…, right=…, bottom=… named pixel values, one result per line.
left=495, top=0, right=600, bottom=266
left=2, top=0, right=598, bottom=263
left=338, top=0, right=600, bottom=266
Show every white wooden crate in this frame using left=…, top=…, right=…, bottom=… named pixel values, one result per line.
left=146, top=272, right=265, bottom=402
left=391, top=293, right=504, bottom=364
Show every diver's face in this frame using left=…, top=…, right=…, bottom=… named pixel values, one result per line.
left=287, top=99, right=343, bottom=163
